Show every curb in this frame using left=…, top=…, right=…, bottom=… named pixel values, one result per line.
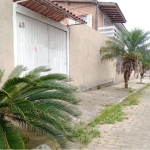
left=118, top=83, right=149, bottom=104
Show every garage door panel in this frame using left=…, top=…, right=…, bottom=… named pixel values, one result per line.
left=17, top=13, right=49, bottom=70
left=48, top=26, right=67, bottom=73
left=16, top=13, right=67, bottom=74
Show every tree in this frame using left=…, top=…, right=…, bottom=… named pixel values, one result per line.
left=100, top=28, right=150, bottom=88
left=137, top=49, right=150, bottom=83
left=0, top=66, right=80, bottom=149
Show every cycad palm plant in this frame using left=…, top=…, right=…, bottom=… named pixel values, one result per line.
left=100, top=28, right=150, bottom=88
left=0, top=66, right=80, bottom=149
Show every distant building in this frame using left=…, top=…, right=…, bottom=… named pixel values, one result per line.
left=56, top=0, right=127, bottom=39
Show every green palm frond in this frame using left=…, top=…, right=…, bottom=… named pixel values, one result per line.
left=2, top=77, right=36, bottom=91
left=0, top=90, right=10, bottom=99
left=27, top=91, right=78, bottom=104
left=12, top=108, right=75, bottom=147
left=0, top=119, right=24, bottom=149
left=8, top=65, right=27, bottom=80
left=37, top=80, right=76, bottom=93
left=100, top=39, right=126, bottom=61
left=130, top=28, right=150, bottom=48
left=142, top=53, right=150, bottom=70
left=35, top=99, right=80, bottom=117
left=27, top=120, right=70, bottom=148
left=0, top=70, right=4, bottom=83
left=120, top=31, right=132, bottom=50
left=0, top=122, right=10, bottom=149
left=101, top=53, right=116, bottom=61
left=26, top=66, right=51, bottom=76
left=38, top=73, right=70, bottom=81
left=0, top=65, right=80, bottom=148
left=100, top=28, right=150, bottom=78
left=122, top=52, right=142, bottom=60
left=137, top=43, right=150, bottom=52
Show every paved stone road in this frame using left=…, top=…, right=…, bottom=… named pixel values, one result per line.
left=85, top=87, right=150, bottom=149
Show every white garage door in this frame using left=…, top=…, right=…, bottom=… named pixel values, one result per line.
left=16, top=13, right=67, bottom=74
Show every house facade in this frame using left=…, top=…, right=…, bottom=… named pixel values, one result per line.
left=56, top=0, right=126, bottom=39
left=0, top=0, right=127, bottom=91
left=0, top=0, right=85, bottom=84
left=55, top=0, right=127, bottom=90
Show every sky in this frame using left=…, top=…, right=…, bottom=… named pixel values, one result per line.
left=98, top=0, right=150, bottom=31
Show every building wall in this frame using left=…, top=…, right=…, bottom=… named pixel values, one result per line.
left=115, top=72, right=124, bottom=84
left=69, top=25, right=123, bottom=91
left=59, top=2, right=104, bottom=29
left=98, top=7, right=103, bottom=28
left=0, top=0, right=14, bottom=84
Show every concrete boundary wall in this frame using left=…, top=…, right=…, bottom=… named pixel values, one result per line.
left=0, top=0, right=14, bottom=85
left=69, top=25, right=123, bottom=91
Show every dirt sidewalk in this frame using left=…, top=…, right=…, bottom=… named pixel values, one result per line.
left=76, top=77, right=150, bottom=122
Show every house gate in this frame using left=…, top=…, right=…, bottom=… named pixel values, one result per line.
left=13, top=4, right=69, bottom=74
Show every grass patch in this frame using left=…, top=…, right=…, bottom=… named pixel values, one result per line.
left=128, top=87, right=134, bottom=93
left=74, top=104, right=124, bottom=146
left=74, top=122, right=100, bottom=145
left=123, top=93, right=139, bottom=106
left=88, top=104, right=124, bottom=127
left=74, top=85, right=149, bottom=146
left=122, top=84, right=150, bottom=106
left=97, top=85, right=102, bottom=90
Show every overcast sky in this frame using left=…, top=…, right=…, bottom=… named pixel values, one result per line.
left=99, top=0, right=150, bottom=31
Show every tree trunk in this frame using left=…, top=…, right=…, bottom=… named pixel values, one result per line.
left=140, top=75, right=142, bottom=83
left=125, top=80, right=128, bottom=89
left=124, top=71, right=129, bottom=89
left=0, top=113, right=5, bottom=118
left=140, top=73, right=143, bottom=84
left=140, top=66, right=146, bottom=83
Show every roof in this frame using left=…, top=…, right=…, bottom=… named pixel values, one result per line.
left=56, top=0, right=126, bottom=23
left=13, top=0, right=86, bottom=24
left=98, top=2, right=126, bottom=23
left=56, top=0, right=94, bottom=2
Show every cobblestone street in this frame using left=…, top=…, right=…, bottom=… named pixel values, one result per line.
left=85, top=87, right=150, bottom=149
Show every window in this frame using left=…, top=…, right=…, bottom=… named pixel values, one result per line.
left=103, top=14, right=112, bottom=27
left=69, top=14, right=92, bottom=27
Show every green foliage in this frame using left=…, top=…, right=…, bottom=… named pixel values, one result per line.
left=0, top=65, right=80, bottom=149
left=0, top=119, right=24, bottom=149
left=22, top=136, right=30, bottom=147
left=128, top=87, right=134, bottom=93
left=123, top=93, right=139, bottom=106
left=138, top=49, right=150, bottom=77
left=97, top=85, right=102, bottom=89
left=74, top=122, right=100, bottom=146
left=100, top=28, right=150, bottom=86
left=124, top=98, right=139, bottom=106
left=89, top=104, right=124, bottom=127
left=0, top=70, right=4, bottom=83
left=8, top=65, right=27, bottom=79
